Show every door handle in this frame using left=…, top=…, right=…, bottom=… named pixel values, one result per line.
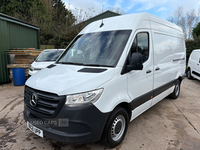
left=197, top=64, right=199, bottom=65
left=155, top=67, right=160, bottom=71
left=146, top=70, right=152, bottom=74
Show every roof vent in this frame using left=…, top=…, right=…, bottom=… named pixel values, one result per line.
left=47, top=64, right=56, bottom=69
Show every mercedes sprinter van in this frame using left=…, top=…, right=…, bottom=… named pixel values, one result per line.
left=24, top=13, right=186, bottom=148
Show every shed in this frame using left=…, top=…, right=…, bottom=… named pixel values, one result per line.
left=76, top=10, right=121, bottom=29
left=0, top=13, right=39, bottom=83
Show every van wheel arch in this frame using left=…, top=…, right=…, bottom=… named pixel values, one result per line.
left=116, top=102, right=132, bottom=120
left=178, top=76, right=182, bottom=83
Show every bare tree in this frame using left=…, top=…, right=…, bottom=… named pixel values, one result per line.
left=186, top=9, right=199, bottom=39
left=168, top=7, right=186, bottom=39
left=109, top=6, right=124, bottom=14
left=71, top=7, right=96, bottom=24
left=168, top=6, right=199, bottom=40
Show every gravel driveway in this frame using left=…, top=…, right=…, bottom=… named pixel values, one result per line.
left=0, top=78, right=200, bottom=150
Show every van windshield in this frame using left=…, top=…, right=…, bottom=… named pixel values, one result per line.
left=57, top=30, right=131, bottom=67
left=36, top=50, right=64, bottom=62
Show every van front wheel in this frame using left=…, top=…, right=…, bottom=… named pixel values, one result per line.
left=169, top=80, right=180, bottom=99
left=101, top=107, right=129, bottom=148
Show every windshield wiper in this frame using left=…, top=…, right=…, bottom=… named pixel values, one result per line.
left=83, top=64, right=114, bottom=67
left=57, top=62, right=84, bottom=66
left=57, top=62, right=114, bottom=67
left=84, top=64, right=100, bottom=67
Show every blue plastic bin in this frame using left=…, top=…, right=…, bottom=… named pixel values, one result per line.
left=12, top=68, right=26, bottom=86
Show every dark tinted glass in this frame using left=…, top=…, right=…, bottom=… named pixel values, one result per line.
left=137, top=33, right=149, bottom=62
left=128, top=32, right=149, bottom=63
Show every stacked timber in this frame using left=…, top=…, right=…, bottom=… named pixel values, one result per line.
left=6, top=49, right=43, bottom=79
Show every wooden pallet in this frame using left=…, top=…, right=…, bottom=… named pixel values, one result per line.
left=6, top=49, right=43, bottom=79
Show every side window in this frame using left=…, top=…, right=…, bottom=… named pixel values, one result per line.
left=130, top=37, right=137, bottom=54
left=129, top=32, right=149, bottom=62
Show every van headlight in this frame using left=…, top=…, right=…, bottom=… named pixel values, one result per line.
left=66, top=89, right=103, bottom=107
left=30, top=66, right=34, bottom=71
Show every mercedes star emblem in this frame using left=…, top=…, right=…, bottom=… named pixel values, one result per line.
left=30, top=93, right=38, bottom=107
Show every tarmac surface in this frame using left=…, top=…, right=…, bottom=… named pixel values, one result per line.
left=0, top=78, right=200, bottom=150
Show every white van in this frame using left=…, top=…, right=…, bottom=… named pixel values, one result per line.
left=187, top=49, right=200, bottom=80
left=28, top=49, right=64, bottom=76
left=24, top=13, right=186, bottom=148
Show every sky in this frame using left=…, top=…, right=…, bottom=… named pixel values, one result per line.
left=63, top=0, right=200, bottom=20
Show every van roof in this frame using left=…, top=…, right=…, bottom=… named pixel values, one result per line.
left=80, top=13, right=183, bottom=36
left=193, top=49, right=200, bottom=52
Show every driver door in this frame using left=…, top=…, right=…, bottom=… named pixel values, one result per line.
left=127, top=31, right=154, bottom=120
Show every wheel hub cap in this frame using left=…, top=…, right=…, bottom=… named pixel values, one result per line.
left=111, top=115, right=126, bottom=141
left=115, top=122, right=122, bottom=134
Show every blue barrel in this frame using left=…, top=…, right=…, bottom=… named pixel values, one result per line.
left=12, top=68, right=26, bottom=86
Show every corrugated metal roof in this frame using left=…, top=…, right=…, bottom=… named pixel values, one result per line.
left=77, top=10, right=121, bottom=28
left=0, top=13, right=39, bottom=30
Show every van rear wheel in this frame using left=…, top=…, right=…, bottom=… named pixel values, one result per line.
left=169, top=80, right=180, bottom=99
left=101, top=107, right=129, bottom=148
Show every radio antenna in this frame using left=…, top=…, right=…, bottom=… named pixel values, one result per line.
left=100, top=5, right=104, bottom=28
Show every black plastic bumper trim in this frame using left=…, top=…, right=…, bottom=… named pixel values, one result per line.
left=129, top=80, right=176, bottom=110
left=192, top=71, right=200, bottom=77
left=153, top=80, right=175, bottom=97
left=24, top=104, right=110, bottom=144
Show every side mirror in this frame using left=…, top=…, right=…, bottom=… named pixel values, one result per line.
left=127, top=53, right=143, bottom=71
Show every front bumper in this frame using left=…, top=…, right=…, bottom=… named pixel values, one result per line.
left=24, top=104, right=110, bottom=143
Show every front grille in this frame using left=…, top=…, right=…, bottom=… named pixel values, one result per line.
left=24, top=86, right=65, bottom=118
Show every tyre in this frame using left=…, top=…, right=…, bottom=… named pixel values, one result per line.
left=101, top=107, right=129, bottom=148
left=169, top=80, right=180, bottom=99
left=187, top=68, right=193, bottom=79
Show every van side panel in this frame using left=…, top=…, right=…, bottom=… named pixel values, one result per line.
left=172, top=37, right=186, bottom=80
left=149, top=19, right=185, bottom=105
left=148, top=14, right=183, bottom=38
left=152, top=32, right=174, bottom=104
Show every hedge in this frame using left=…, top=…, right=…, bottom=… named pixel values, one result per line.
left=186, top=40, right=200, bottom=63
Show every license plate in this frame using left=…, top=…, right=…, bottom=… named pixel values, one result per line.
left=27, top=121, right=43, bottom=138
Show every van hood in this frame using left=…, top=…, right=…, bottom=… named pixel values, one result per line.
left=31, top=61, right=55, bottom=69
left=26, top=64, right=115, bottom=96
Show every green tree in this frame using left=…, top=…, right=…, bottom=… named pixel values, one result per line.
left=0, top=0, right=77, bottom=48
left=0, top=0, right=39, bottom=21
left=51, top=0, right=75, bottom=32
left=192, top=22, right=200, bottom=38
left=52, top=0, right=67, bottom=28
